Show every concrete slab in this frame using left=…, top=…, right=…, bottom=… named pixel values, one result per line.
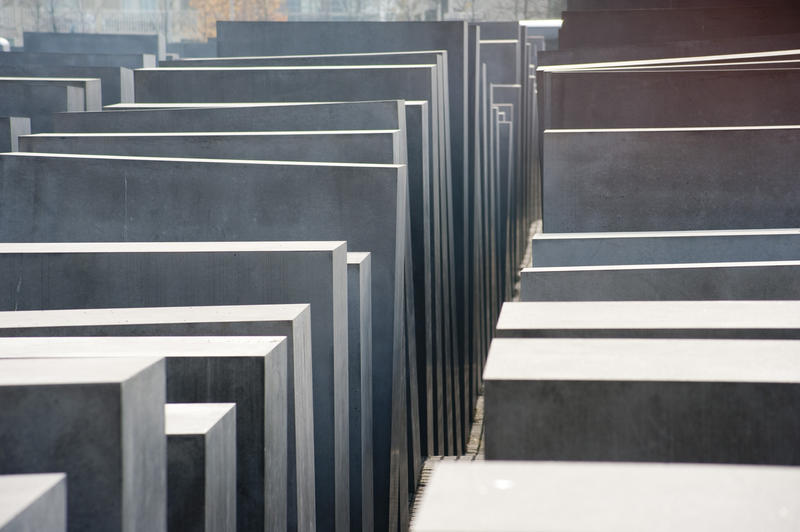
left=0, top=79, right=85, bottom=133
left=0, top=65, right=131, bottom=105
left=0, top=306, right=312, bottom=532
left=481, top=39, right=520, bottom=84
left=0, top=357, right=166, bottom=532
left=0, top=50, right=156, bottom=68
left=483, top=338, right=800, bottom=465
left=0, top=76, right=100, bottom=114
left=413, top=461, right=800, bottom=531
left=0, top=241, right=347, bottom=532
left=0, top=474, right=66, bottom=532
left=0, top=117, right=29, bottom=152
left=520, top=260, right=800, bottom=301
left=166, top=403, right=237, bottom=532
left=495, top=301, right=800, bottom=339
left=23, top=31, right=165, bottom=60
left=543, top=127, right=800, bottom=232
left=531, top=229, right=800, bottom=267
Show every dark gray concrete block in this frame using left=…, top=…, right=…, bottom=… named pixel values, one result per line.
left=0, top=76, right=100, bottom=114
left=559, top=7, right=800, bottom=49
left=0, top=79, right=85, bottom=133
left=413, top=461, right=800, bottom=531
left=0, top=65, right=132, bottom=106
left=0, top=474, right=66, bottom=532
left=520, top=261, right=800, bottom=301
left=484, top=338, right=800, bottom=465
left=0, top=306, right=312, bottom=532
left=543, top=127, right=800, bottom=232
left=481, top=39, right=520, bottom=85
left=0, top=50, right=156, bottom=69
left=567, top=0, right=797, bottom=8
left=0, top=152, right=405, bottom=532
left=166, top=403, right=237, bottom=532
left=0, top=117, right=29, bottom=152
left=495, top=301, right=800, bottom=339
left=0, top=241, right=349, bottom=532
left=474, top=22, right=519, bottom=41
left=24, top=31, right=165, bottom=60
left=0, top=357, right=166, bottom=532
left=168, top=39, right=217, bottom=58
left=532, top=229, right=800, bottom=267
left=347, top=252, right=374, bottom=532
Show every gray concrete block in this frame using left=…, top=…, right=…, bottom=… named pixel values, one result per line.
left=520, top=260, right=800, bottom=301
left=0, top=117, right=29, bottom=152
left=0, top=153, right=406, bottom=532
left=532, top=229, right=800, bottom=267
left=0, top=306, right=312, bottom=532
left=0, top=357, right=166, bottom=532
left=567, top=0, right=797, bottom=9
left=24, top=31, right=165, bottom=60
left=0, top=76, right=101, bottom=115
left=0, top=241, right=349, bottom=532
left=0, top=474, right=66, bottom=532
left=543, top=127, right=800, bottom=232
left=0, top=79, right=85, bottom=133
left=0, top=50, right=156, bottom=69
left=484, top=338, right=800, bottom=464
left=348, top=253, right=374, bottom=532
left=481, top=39, right=520, bottom=85
left=166, top=403, right=237, bottom=532
left=0, top=65, right=131, bottom=106
left=495, top=301, right=800, bottom=339
left=559, top=7, right=800, bottom=49
left=413, top=461, right=800, bottom=532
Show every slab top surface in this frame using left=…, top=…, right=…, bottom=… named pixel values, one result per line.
left=166, top=403, right=236, bottom=435
left=483, top=338, right=800, bottom=383
left=0, top=356, right=161, bottom=385
left=532, top=228, right=800, bottom=239
left=413, top=461, right=800, bottom=532
left=522, top=260, right=800, bottom=274
left=0, top=474, right=65, bottom=527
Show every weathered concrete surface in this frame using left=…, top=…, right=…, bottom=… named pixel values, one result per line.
left=0, top=65, right=131, bottom=105
left=495, top=301, right=800, bottom=339
left=484, top=338, right=800, bottom=464
left=23, top=31, right=165, bottom=60
left=0, top=307, right=312, bottom=532
left=520, top=261, right=800, bottom=301
left=0, top=117, right=29, bottom=152
left=166, top=403, right=237, bottom=532
left=413, top=461, right=800, bottom=532
left=0, top=474, right=66, bottom=532
left=0, top=79, right=85, bottom=133
left=0, top=50, right=156, bottom=68
left=348, top=253, right=374, bottom=532
left=0, top=152, right=405, bottom=532
left=543, top=127, right=800, bottom=232
left=0, top=241, right=348, bottom=532
left=558, top=7, right=800, bottom=49
left=532, top=229, right=800, bottom=267
left=0, top=357, right=166, bottom=532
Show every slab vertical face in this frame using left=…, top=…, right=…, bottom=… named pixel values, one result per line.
left=0, top=117, right=29, bottom=152
left=0, top=80, right=84, bottom=133
left=0, top=357, right=166, bottom=532
left=23, top=31, right=165, bottom=60
left=0, top=307, right=312, bottom=532
left=483, top=339, right=800, bottom=465
left=494, top=301, right=800, bottom=339
left=0, top=66, right=132, bottom=106
left=413, top=461, right=800, bottom=532
left=0, top=474, right=66, bottom=532
left=0, top=51, right=156, bottom=68
left=166, top=403, right=237, bottom=532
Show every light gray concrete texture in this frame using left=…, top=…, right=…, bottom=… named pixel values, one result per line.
left=348, top=253, right=374, bottom=532
left=0, top=79, right=84, bottom=133
left=215, top=21, right=472, bottom=469
left=531, top=229, right=800, bottom=267
left=0, top=50, right=156, bottom=68
left=0, top=307, right=313, bottom=532
left=558, top=7, right=800, bottom=49
left=495, top=301, right=800, bottom=339
left=0, top=117, right=29, bottom=152
left=0, top=76, right=100, bottom=113
left=0, top=241, right=348, bottom=532
left=0, top=65, right=132, bottom=105
left=520, top=260, right=800, bottom=301
left=23, top=31, right=165, bottom=60
left=0, top=474, right=66, bottom=532
left=166, top=403, right=237, bottom=532
left=0, top=357, right=166, bottom=532
left=541, top=67, right=800, bottom=130
left=543, top=127, right=800, bottom=232
left=483, top=338, right=800, bottom=465
left=413, top=461, right=800, bottom=532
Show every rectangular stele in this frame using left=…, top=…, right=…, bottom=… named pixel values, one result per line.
left=0, top=304, right=313, bottom=532
left=0, top=357, right=166, bottom=532
left=166, top=403, right=237, bottom=532
left=412, top=461, right=800, bottom=531
left=483, top=338, right=800, bottom=465
left=0, top=474, right=66, bottom=532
